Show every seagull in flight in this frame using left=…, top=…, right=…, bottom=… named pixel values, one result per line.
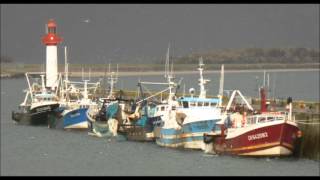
left=82, top=18, right=90, bottom=23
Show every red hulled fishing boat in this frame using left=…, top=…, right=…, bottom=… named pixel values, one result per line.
left=204, top=88, right=302, bottom=156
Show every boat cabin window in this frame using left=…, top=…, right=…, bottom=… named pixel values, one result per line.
left=267, top=117, right=275, bottom=122
left=172, top=106, right=176, bottom=110
left=210, top=103, right=216, bottom=107
left=197, top=102, right=203, bottom=107
left=182, top=101, right=189, bottom=108
left=276, top=116, right=284, bottom=121
left=190, top=102, right=196, bottom=107
left=258, top=117, right=266, bottom=123
left=204, top=102, right=209, bottom=107
left=161, top=106, right=165, bottom=111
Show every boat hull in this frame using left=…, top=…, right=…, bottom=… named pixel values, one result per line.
left=12, top=104, right=60, bottom=125
left=48, top=107, right=89, bottom=129
left=88, top=121, right=112, bottom=137
left=63, top=108, right=89, bottom=129
left=120, top=116, right=161, bottom=142
left=121, top=125, right=155, bottom=142
left=211, top=121, right=301, bottom=156
left=156, top=119, right=220, bottom=149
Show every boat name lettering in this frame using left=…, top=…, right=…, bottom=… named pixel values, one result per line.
left=70, top=112, right=81, bottom=118
left=36, top=106, right=51, bottom=112
left=248, top=132, right=268, bottom=141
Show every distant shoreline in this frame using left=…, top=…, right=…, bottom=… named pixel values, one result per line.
left=2, top=68, right=318, bottom=78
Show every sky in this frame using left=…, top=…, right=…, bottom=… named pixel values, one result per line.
left=1, top=4, right=319, bottom=64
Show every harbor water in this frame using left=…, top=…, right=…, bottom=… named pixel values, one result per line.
left=1, top=70, right=319, bottom=176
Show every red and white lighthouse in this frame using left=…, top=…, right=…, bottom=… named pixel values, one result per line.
left=42, top=19, right=63, bottom=90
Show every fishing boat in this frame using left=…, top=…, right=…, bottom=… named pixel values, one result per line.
left=155, top=57, right=223, bottom=149
left=87, top=99, right=121, bottom=137
left=12, top=74, right=61, bottom=125
left=49, top=79, right=99, bottom=129
left=86, top=67, right=126, bottom=137
left=203, top=88, right=302, bottom=156
left=119, top=82, right=163, bottom=142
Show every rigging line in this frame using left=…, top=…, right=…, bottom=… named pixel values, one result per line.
left=141, top=84, right=153, bottom=96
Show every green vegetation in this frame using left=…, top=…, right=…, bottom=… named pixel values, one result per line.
left=173, top=48, right=320, bottom=65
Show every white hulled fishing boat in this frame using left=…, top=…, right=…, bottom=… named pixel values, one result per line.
left=155, top=55, right=223, bottom=149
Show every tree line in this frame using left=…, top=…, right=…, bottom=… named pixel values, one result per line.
left=170, top=48, right=319, bottom=64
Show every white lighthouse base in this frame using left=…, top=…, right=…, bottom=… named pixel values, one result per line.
left=46, top=45, right=58, bottom=89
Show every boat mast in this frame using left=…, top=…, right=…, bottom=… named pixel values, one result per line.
left=63, top=46, right=69, bottom=102
left=164, top=43, right=170, bottom=79
left=287, top=97, right=293, bottom=121
left=218, top=64, right=224, bottom=106
left=198, top=57, right=209, bottom=99
left=263, top=70, right=266, bottom=87
left=64, top=46, right=69, bottom=82
left=107, top=64, right=118, bottom=99
left=83, top=80, right=88, bottom=100
left=166, top=45, right=176, bottom=103
left=40, top=74, right=46, bottom=93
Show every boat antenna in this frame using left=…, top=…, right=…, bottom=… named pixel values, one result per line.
left=81, top=66, right=84, bottom=81
left=164, top=43, right=170, bottom=79
left=83, top=80, right=89, bottom=101
left=267, top=72, right=270, bottom=93
left=170, top=59, right=174, bottom=78
left=64, top=46, right=69, bottom=82
left=272, top=73, right=276, bottom=99
left=183, top=83, right=186, bottom=97
left=198, top=57, right=210, bottom=98
left=116, top=64, right=119, bottom=79
left=104, top=60, right=107, bottom=85
left=108, top=63, right=111, bottom=76
left=40, top=74, right=46, bottom=93
left=263, top=70, right=266, bottom=87
left=218, top=64, right=224, bottom=106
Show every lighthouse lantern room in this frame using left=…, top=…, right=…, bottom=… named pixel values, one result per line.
left=42, top=19, right=63, bottom=90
